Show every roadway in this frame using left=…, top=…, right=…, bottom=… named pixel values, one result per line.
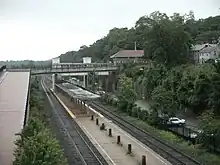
left=135, top=100, right=201, bottom=133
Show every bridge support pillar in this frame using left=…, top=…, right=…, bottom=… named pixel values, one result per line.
left=52, top=74, right=55, bottom=91
left=106, top=72, right=117, bottom=92
left=83, top=75, right=88, bottom=88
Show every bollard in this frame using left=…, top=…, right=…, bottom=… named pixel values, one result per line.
left=109, top=128, right=112, bottom=137
left=142, top=155, right=146, bottom=165
left=91, top=115, right=94, bottom=120
left=83, top=101, right=85, bottom=110
left=127, top=144, right=132, bottom=154
left=96, top=118, right=99, bottom=125
left=80, top=101, right=82, bottom=110
left=81, top=101, right=84, bottom=110
left=117, top=135, right=121, bottom=144
left=100, top=123, right=105, bottom=130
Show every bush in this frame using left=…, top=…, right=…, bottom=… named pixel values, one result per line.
left=141, top=110, right=149, bottom=121
left=137, top=107, right=142, bottom=119
left=147, top=110, right=160, bottom=126
left=14, top=119, right=67, bottom=165
left=117, top=100, right=127, bottom=111
left=111, top=98, right=118, bottom=107
left=131, top=106, right=138, bottom=117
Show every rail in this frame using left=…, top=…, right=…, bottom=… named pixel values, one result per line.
left=42, top=80, right=108, bottom=165
left=89, top=102, right=201, bottom=165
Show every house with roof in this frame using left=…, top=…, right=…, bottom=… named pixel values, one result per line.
left=191, top=43, right=217, bottom=63
left=198, top=44, right=220, bottom=64
left=52, top=56, right=60, bottom=64
left=110, top=50, right=144, bottom=64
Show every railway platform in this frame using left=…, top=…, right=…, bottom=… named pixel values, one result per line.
left=54, top=90, right=171, bottom=165
left=75, top=116, right=171, bottom=165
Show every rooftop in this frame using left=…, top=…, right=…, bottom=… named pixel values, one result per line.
left=200, top=46, right=217, bottom=53
left=110, top=50, right=144, bottom=58
left=59, top=83, right=100, bottom=100
left=192, top=44, right=216, bottom=51
left=0, top=70, right=30, bottom=165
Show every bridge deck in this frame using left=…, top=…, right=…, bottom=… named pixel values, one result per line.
left=31, top=66, right=118, bottom=75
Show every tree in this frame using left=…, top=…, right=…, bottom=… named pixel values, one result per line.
left=140, top=64, right=167, bottom=99
left=151, top=85, right=178, bottom=116
left=199, top=110, right=220, bottom=149
left=143, top=12, right=192, bottom=67
left=207, top=62, right=220, bottom=115
left=117, top=74, right=136, bottom=110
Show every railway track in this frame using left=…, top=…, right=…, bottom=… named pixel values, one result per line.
left=41, top=81, right=108, bottom=165
left=89, top=101, right=202, bottom=165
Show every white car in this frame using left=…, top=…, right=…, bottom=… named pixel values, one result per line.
left=167, top=117, right=186, bottom=125
left=95, top=90, right=105, bottom=95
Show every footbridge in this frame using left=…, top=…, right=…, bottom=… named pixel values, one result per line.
left=31, top=63, right=118, bottom=75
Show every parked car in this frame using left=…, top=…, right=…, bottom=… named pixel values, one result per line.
left=167, top=117, right=186, bottom=125
left=95, top=90, right=105, bottom=95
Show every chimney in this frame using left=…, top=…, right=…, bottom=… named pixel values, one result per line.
left=134, top=41, right=137, bottom=51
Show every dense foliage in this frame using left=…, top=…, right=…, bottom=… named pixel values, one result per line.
left=99, top=11, right=220, bottom=164
left=13, top=77, right=67, bottom=165
left=123, top=62, right=220, bottom=128
left=103, top=63, right=220, bottom=164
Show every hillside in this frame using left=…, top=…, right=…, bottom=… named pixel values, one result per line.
left=59, top=11, right=220, bottom=63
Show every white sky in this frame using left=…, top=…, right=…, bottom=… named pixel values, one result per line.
left=0, top=0, right=219, bottom=61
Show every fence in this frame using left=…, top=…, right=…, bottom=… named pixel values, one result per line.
left=161, top=124, right=220, bottom=153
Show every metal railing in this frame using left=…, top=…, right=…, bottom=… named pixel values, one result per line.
left=31, top=63, right=118, bottom=75
left=51, top=63, right=118, bottom=69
